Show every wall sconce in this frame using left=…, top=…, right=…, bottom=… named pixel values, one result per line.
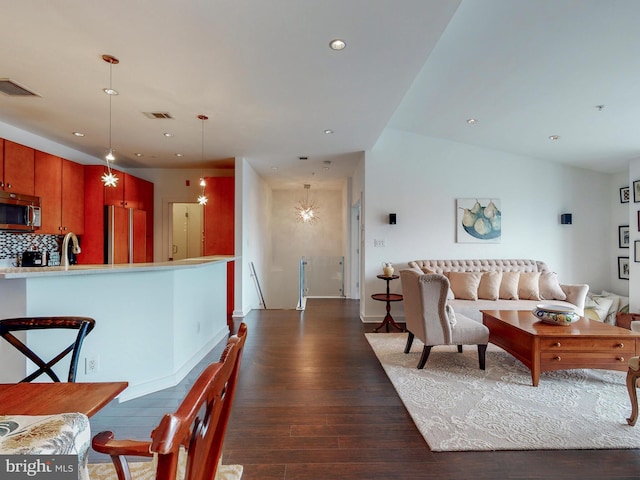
left=560, top=213, right=572, bottom=225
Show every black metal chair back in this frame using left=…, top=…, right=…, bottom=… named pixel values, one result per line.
left=0, top=316, right=95, bottom=382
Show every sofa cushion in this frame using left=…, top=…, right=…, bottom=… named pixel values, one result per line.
left=584, top=293, right=614, bottom=323
left=499, top=272, right=520, bottom=300
left=539, top=272, right=567, bottom=301
left=601, top=290, right=629, bottom=314
left=518, top=272, right=541, bottom=300
left=447, top=272, right=482, bottom=300
left=478, top=271, right=502, bottom=300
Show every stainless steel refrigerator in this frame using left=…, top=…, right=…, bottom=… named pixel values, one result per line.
left=105, top=205, right=147, bottom=264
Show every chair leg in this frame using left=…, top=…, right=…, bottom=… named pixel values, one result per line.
left=404, top=332, right=414, bottom=354
left=457, top=345, right=463, bottom=353
left=417, top=346, right=432, bottom=369
left=627, top=368, right=640, bottom=426
left=477, top=344, right=487, bottom=370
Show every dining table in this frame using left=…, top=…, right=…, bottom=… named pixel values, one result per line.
left=0, top=381, right=128, bottom=480
left=0, top=381, right=128, bottom=416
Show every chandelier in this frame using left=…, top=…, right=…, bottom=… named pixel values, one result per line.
left=197, top=115, right=208, bottom=205
left=295, top=184, right=319, bottom=224
left=101, top=54, right=119, bottom=187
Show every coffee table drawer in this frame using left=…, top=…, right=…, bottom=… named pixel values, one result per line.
left=541, top=338, right=635, bottom=352
left=541, top=351, right=629, bottom=368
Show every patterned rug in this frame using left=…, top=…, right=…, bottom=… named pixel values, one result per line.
left=365, top=333, right=640, bottom=451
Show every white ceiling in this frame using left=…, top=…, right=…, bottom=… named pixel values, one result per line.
left=0, top=0, right=637, bottom=192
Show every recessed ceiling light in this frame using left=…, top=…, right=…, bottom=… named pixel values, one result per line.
left=175, top=153, right=183, bottom=157
left=134, top=153, right=143, bottom=157
left=548, top=135, right=560, bottom=141
left=72, top=132, right=85, bottom=137
left=466, top=118, right=477, bottom=125
left=324, top=129, right=334, bottom=134
left=103, top=88, right=118, bottom=96
left=163, top=132, right=174, bottom=137
left=271, top=166, right=278, bottom=171
left=329, top=39, right=346, bottom=51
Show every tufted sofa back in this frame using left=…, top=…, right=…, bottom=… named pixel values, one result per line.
left=408, top=259, right=550, bottom=274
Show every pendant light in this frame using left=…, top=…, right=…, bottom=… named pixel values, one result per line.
left=101, top=54, right=119, bottom=187
left=197, top=115, right=208, bottom=205
left=295, top=184, right=319, bottom=224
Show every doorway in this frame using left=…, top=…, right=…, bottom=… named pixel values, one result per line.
left=170, top=203, right=203, bottom=260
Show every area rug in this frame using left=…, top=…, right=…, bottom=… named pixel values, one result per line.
left=365, top=333, right=640, bottom=451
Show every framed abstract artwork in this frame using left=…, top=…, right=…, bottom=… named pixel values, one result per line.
left=456, top=198, right=501, bottom=243
left=619, top=225, right=630, bottom=248
left=635, top=241, right=640, bottom=263
left=634, top=180, right=640, bottom=203
left=621, top=186, right=630, bottom=203
left=619, top=256, right=630, bottom=280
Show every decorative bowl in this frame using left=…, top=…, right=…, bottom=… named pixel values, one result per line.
left=533, top=304, right=580, bottom=325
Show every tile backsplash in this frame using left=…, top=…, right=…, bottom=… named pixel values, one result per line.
left=0, top=232, right=64, bottom=261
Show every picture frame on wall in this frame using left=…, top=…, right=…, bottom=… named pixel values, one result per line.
left=634, top=180, right=640, bottom=203
left=619, top=225, right=630, bottom=248
left=619, top=256, right=630, bottom=280
left=635, top=241, right=640, bottom=263
left=638, top=211, right=640, bottom=232
left=621, top=186, right=630, bottom=203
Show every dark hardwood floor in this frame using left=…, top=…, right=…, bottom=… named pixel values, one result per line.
left=90, top=298, right=640, bottom=479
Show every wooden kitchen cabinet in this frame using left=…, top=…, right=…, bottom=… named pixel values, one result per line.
left=203, top=176, right=234, bottom=318
left=35, top=152, right=84, bottom=235
left=2, top=140, right=35, bottom=195
left=82, top=165, right=154, bottom=264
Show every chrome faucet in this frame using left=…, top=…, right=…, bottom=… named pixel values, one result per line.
left=62, top=232, right=81, bottom=268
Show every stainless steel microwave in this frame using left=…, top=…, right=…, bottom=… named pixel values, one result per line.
left=0, top=191, right=41, bottom=231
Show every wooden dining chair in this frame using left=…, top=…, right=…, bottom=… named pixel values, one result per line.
left=0, top=316, right=95, bottom=382
left=91, top=323, right=248, bottom=480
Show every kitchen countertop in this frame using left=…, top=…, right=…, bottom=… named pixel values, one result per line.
left=0, top=255, right=236, bottom=279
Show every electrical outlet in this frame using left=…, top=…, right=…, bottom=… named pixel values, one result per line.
left=85, top=356, right=99, bottom=374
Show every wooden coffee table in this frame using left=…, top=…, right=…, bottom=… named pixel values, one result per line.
left=482, top=310, right=640, bottom=386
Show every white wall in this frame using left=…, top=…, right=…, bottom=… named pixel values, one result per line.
left=363, top=128, right=612, bottom=322
left=628, top=162, right=640, bottom=312
left=236, top=158, right=271, bottom=316
left=266, top=188, right=345, bottom=309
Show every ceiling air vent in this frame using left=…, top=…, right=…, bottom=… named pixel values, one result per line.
left=143, top=112, right=174, bottom=119
left=0, top=79, right=40, bottom=97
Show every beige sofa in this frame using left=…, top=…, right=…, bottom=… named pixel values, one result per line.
left=408, top=259, right=589, bottom=322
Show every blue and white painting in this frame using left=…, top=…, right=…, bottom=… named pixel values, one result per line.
left=456, top=198, right=501, bottom=243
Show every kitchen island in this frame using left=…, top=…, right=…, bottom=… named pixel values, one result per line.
left=0, top=256, right=235, bottom=401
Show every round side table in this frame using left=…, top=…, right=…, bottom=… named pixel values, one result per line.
left=372, top=274, right=404, bottom=332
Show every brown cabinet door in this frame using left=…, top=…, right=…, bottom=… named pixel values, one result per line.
left=203, top=177, right=234, bottom=255
left=104, top=168, right=124, bottom=206
left=0, top=140, right=4, bottom=186
left=61, top=159, right=85, bottom=234
left=34, top=151, right=63, bottom=234
left=123, top=173, right=140, bottom=209
left=4, top=140, right=35, bottom=194
left=132, top=209, right=146, bottom=263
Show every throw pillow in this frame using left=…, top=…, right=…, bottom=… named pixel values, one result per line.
left=422, top=267, right=455, bottom=299
left=597, top=290, right=621, bottom=325
left=499, top=271, right=520, bottom=300
left=602, top=290, right=629, bottom=313
left=518, top=272, right=541, bottom=300
left=539, top=272, right=567, bottom=301
left=478, top=271, right=502, bottom=300
left=584, top=293, right=614, bottom=323
left=446, top=272, right=482, bottom=300
left=445, top=304, right=457, bottom=327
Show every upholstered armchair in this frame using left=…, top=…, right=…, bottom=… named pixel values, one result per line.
left=399, top=269, right=489, bottom=369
